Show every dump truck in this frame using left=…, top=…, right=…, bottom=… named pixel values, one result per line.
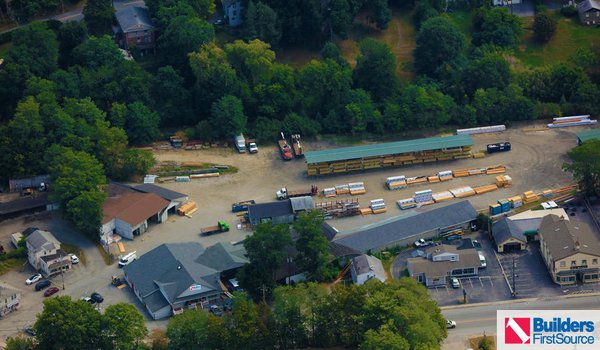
left=291, top=134, right=304, bottom=158
left=246, top=139, right=258, bottom=153
left=487, top=142, right=511, bottom=153
left=278, top=132, right=293, bottom=160
left=200, top=221, right=230, bottom=236
left=276, top=186, right=318, bottom=200
left=232, top=200, right=256, bottom=213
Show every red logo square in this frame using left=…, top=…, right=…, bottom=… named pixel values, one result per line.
left=505, top=317, right=531, bottom=344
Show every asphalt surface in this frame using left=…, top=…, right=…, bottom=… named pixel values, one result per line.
left=442, top=293, right=600, bottom=349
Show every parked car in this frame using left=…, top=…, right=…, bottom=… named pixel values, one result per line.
left=447, top=320, right=457, bottom=329
left=44, top=287, right=60, bottom=297
left=23, top=326, right=36, bottom=336
left=35, top=280, right=51, bottom=291
left=478, top=253, right=487, bottom=268
left=70, top=254, right=79, bottom=264
left=450, top=277, right=460, bottom=289
left=118, top=251, right=138, bottom=267
left=80, top=296, right=96, bottom=305
left=26, top=273, right=42, bottom=285
left=414, top=239, right=434, bottom=248
left=209, top=305, right=223, bottom=317
left=90, top=292, right=104, bottom=303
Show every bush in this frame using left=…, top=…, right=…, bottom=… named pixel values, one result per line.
left=533, top=11, right=557, bottom=43
left=0, top=31, right=11, bottom=45
left=478, top=335, right=493, bottom=350
left=560, top=5, right=577, bottom=17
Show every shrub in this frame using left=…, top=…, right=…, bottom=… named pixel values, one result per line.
left=533, top=11, right=558, bottom=43
left=560, top=5, right=577, bottom=17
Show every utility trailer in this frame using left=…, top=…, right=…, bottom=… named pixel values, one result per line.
left=232, top=200, right=256, bottom=213
left=276, top=186, right=318, bottom=200
left=291, top=134, right=304, bottom=158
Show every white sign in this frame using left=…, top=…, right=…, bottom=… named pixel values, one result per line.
left=188, top=284, right=202, bottom=292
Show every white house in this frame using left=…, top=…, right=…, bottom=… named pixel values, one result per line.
left=222, top=0, right=243, bottom=26
left=350, top=254, right=387, bottom=285
left=26, top=230, right=71, bottom=277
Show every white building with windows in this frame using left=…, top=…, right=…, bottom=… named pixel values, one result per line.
left=222, top=0, right=243, bottom=26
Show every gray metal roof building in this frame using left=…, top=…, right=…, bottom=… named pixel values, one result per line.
left=332, top=201, right=478, bottom=252
left=133, top=184, right=187, bottom=202
left=305, top=135, right=473, bottom=164
left=247, top=200, right=294, bottom=226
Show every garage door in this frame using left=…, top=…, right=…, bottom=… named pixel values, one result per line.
left=503, top=242, right=521, bottom=253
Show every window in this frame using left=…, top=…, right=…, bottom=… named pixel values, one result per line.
left=594, top=259, right=598, bottom=265
left=582, top=260, right=588, bottom=266
left=560, top=261, right=566, bottom=267
left=571, top=260, right=577, bottom=267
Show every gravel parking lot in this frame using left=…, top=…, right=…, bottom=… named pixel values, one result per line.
left=0, top=123, right=589, bottom=340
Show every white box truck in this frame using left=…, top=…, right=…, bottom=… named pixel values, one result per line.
left=234, top=134, right=246, bottom=153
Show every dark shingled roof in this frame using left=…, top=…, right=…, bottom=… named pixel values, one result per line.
left=333, top=201, right=477, bottom=252
left=194, top=242, right=248, bottom=271
left=134, top=184, right=187, bottom=201
left=539, top=215, right=600, bottom=261
left=492, top=217, right=530, bottom=245
left=115, top=6, right=153, bottom=33
left=578, top=0, right=600, bottom=13
left=247, top=200, right=293, bottom=221
left=0, top=194, right=48, bottom=215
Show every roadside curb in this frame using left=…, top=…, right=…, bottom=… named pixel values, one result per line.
left=440, top=292, right=600, bottom=310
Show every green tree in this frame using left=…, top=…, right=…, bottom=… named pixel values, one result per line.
left=114, top=149, right=156, bottom=181
left=243, top=1, right=282, bottom=46
left=152, top=66, right=193, bottom=126
left=272, top=285, right=309, bottom=348
left=225, top=39, right=276, bottom=85
left=463, top=54, right=511, bottom=97
left=166, top=309, right=210, bottom=350
left=5, top=336, right=36, bottom=350
left=222, top=292, right=271, bottom=349
left=414, top=16, right=465, bottom=78
left=478, top=335, right=493, bottom=350
left=472, top=84, right=535, bottom=124
left=66, top=190, right=106, bottom=237
left=533, top=11, right=557, bottom=43
left=252, top=117, right=282, bottom=143
left=83, top=0, right=114, bottom=36
left=57, top=21, right=88, bottom=67
left=73, top=35, right=123, bottom=69
left=238, top=222, right=292, bottom=300
left=352, top=38, right=399, bottom=102
left=0, top=63, right=32, bottom=120
left=158, top=15, right=215, bottom=69
left=124, top=102, right=161, bottom=145
left=368, top=0, right=392, bottom=30
left=360, top=325, right=410, bottom=350
left=293, top=211, right=333, bottom=280
left=35, top=296, right=103, bottom=350
left=103, top=303, right=148, bottom=350
left=320, top=42, right=348, bottom=67
left=329, top=0, right=353, bottom=39
left=188, top=0, right=215, bottom=18
left=209, top=95, right=247, bottom=139
left=343, top=89, right=382, bottom=134
left=399, top=84, right=456, bottom=129
left=563, top=139, right=600, bottom=195
left=472, top=7, right=522, bottom=47
left=6, top=22, right=59, bottom=77
left=282, top=113, right=321, bottom=137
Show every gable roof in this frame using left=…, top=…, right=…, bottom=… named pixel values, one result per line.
left=492, top=217, right=530, bottom=245
left=102, top=192, right=169, bottom=225
left=194, top=242, right=248, bottom=271
left=352, top=254, right=385, bottom=277
left=539, top=215, right=600, bottom=260
left=290, top=196, right=314, bottom=212
left=124, top=243, right=222, bottom=312
left=508, top=208, right=568, bottom=221
left=578, top=0, right=600, bottom=12
left=115, top=6, right=154, bottom=33
left=333, top=201, right=477, bottom=252
left=26, top=230, right=60, bottom=251
left=247, top=200, right=293, bottom=221
left=133, top=184, right=187, bottom=202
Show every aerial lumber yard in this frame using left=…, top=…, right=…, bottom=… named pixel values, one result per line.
left=304, top=135, right=474, bottom=176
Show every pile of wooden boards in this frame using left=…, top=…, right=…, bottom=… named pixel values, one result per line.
left=406, top=176, right=428, bottom=185
left=508, top=195, right=522, bottom=208
left=370, top=199, right=387, bottom=214
left=323, top=188, right=336, bottom=198
left=486, top=165, right=507, bottom=175
left=547, top=115, right=598, bottom=128
left=384, top=166, right=505, bottom=190
left=453, top=165, right=506, bottom=177
left=190, top=173, right=219, bottom=179
left=495, top=175, right=512, bottom=187
left=522, top=191, right=540, bottom=204
left=397, top=198, right=417, bottom=210
left=386, top=176, right=407, bottom=190
left=415, top=189, right=433, bottom=204
left=432, top=191, right=454, bottom=202
left=450, top=186, right=476, bottom=198
left=335, top=185, right=350, bottom=195
left=473, top=184, right=498, bottom=194
left=349, top=182, right=367, bottom=195
left=177, top=201, right=197, bottom=216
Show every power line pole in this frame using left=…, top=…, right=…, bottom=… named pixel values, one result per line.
left=512, top=256, right=516, bottom=298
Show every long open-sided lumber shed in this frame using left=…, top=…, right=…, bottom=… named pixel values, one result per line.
left=305, top=135, right=474, bottom=176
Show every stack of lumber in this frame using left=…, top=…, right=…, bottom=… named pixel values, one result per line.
left=486, top=165, right=506, bottom=175
left=450, top=186, right=476, bottom=198
left=190, top=173, right=219, bottom=179
left=335, top=185, right=350, bottom=195
left=397, top=198, right=417, bottom=210
left=323, top=187, right=336, bottom=198
left=370, top=199, right=387, bottom=214
left=406, top=176, right=428, bottom=185
left=452, top=169, right=470, bottom=177
left=522, top=191, right=539, bottom=204
left=414, top=189, right=433, bottom=203
left=468, top=168, right=485, bottom=176
left=349, top=182, right=367, bottom=195
left=542, top=190, right=553, bottom=198
left=359, top=208, right=373, bottom=215
left=177, top=201, right=197, bottom=216
left=438, top=170, right=453, bottom=181
left=473, top=184, right=498, bottom=194
left=495, top=175, right=512, bottom=187
left=508, top=195, right=523, bottom=208
left=428, top=175, right=440, bottom=183
left=386, top=176, right=407, bottom=190
left=547, top=115, right=597, bottom=128
left=473, top=152, right=486, bottom=159
left=433, top=191, right=454, bottom=202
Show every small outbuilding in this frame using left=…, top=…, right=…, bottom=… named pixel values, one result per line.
left=350, top=254, right=387, bottom=285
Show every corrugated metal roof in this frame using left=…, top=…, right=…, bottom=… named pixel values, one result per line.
left=333, top=201, right=477, bottom=253
left=304, top=135, right=473, bottom=164
left=576, top=128, right=600, bottom=143
left=134, top=184, right=187, bottom=201
left=247, top=200, right=293, bottom=221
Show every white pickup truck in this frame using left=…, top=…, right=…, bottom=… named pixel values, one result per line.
left=414, top=239, right=434, bottom=248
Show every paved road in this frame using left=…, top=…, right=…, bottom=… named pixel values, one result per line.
left=442, top=294, right=600, bottom=349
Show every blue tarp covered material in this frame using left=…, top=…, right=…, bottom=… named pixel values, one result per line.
left=304, top=135, right=473, bottom=164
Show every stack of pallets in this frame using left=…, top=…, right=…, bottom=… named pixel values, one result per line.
left=522, top=191, right=540, bottom=204
left=349, top=182, right=367, bottom=195
left=370, top=199, right=387, bottom=214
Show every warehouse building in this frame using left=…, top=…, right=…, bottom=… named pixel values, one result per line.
left=331, top=200, right=478, bottom=253
left=576, top=128, right=600, bottom=145
left=304, top=135, right=473, bottom=176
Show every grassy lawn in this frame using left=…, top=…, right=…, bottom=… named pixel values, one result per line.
left=61, top=243, right=87, bottom=265
left=513, top=14, right=600, bottom=67
left=0, top=258, right=25, bottom=275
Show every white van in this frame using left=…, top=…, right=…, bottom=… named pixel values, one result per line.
left=118, top=251, right=138, bottom=268
left=478, top=253, right=487, bottom=268
left=234, top=134, right=246, bottom=153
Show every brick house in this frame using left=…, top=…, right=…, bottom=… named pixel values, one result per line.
left=114, top=6, right=155, bottom=51
left=577, top=0, right=600, bottom=25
